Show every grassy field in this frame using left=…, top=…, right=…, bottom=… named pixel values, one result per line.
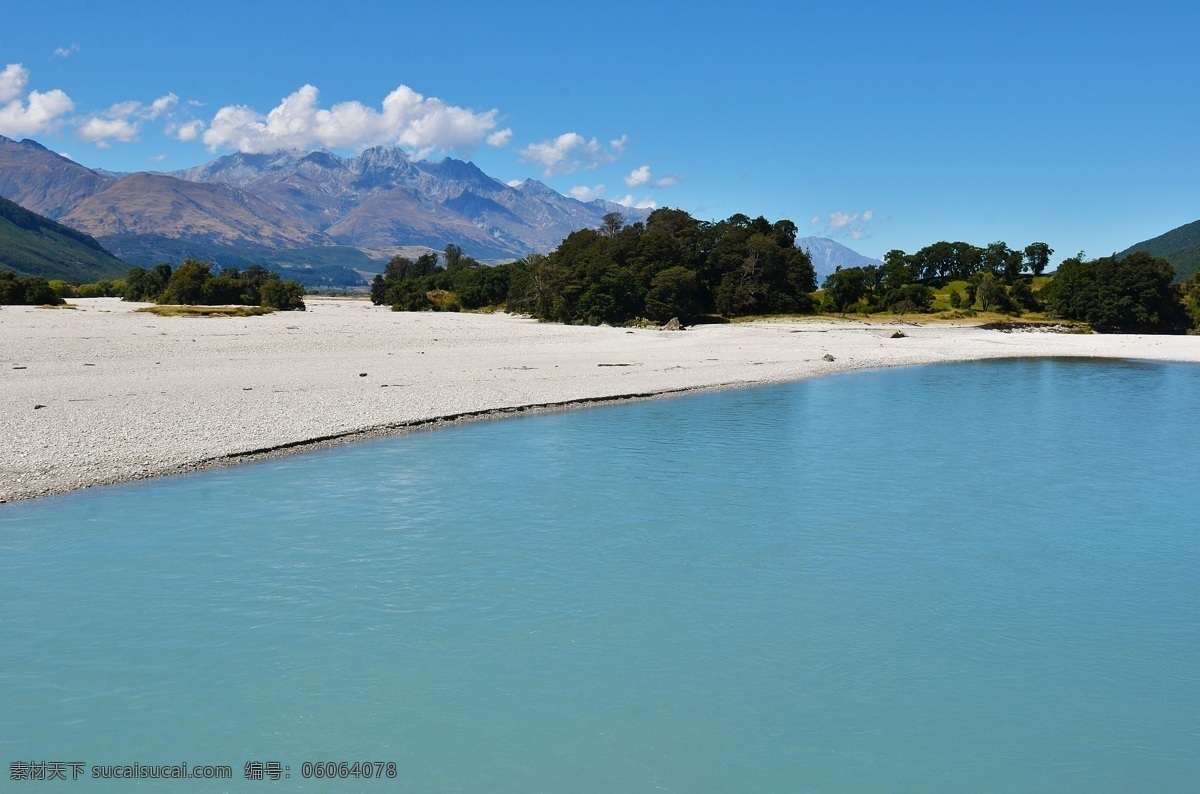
left=135, top=305, right=276, bottom=317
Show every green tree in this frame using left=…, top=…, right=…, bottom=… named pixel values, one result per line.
left=124, top=263, right=171, bottom=302
left=972, top=272, right=1012, bottom=312
left=600, top=211, right=626, bottom=236
left=822, top=266, right=870, bottom=313
left=260, top=278, right=307, bottom=311
left=645, top=266, right=701, bottom=321
left=370, top=274, right=387, bottom=305
left=1040, top=252, right=1183, bottom=331
left=444, top=243, right=465, bottom=273
left=159, top=259, right=211, bottom=304
left=1023, top=242, right=1054, bottom=277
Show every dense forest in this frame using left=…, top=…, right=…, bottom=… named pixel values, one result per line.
left=372, top=209, right=817, bottom=324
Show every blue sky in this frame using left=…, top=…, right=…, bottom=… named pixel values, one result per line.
left=2, top=0, right=1197, bottom=262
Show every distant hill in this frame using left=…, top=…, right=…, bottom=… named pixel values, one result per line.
left=796, top=237, right=882, bottom=283
left=62, top=171, right=330, bottom=248
left=0, top=136, right=652, bottom=287
left=0, top=194, right=127, bottom=282
left=0, top=136, right=113, bottom=219
left=1118, top=219, right=1200, bottom=282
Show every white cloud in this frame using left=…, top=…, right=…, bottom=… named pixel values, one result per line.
left=0, top=66, right=182, bottom=146
left=149, top=93, right=178, bottom=119
left=0, top=64, right=29, bottom=104
left=73, top=94, right=185, bottom=146
left=624, top=164, right=682, bottom=189
left=77, top=116, right=139, bottom=144
left=624, top=164, right=651, bottom=187
left=518, top=131, right=627, bottom=176
left=58, top=151, right=72, bottom=160
left=53, top=44, right=80, bottom=58
left=813, top=209, right=875, bottom=240
left=617, top=194, right=657, bottom=210
left=486, top=127, right=512, bottom=147
left=199, top=83, right=503, bottom=157
left=506, top=179, right=524, bottom=188
left=570, top=184, right=606, bottom=202
left=829, top=211, right=858, bottom=228
left=76, top=100, right=146, bottom=144
left=0, top=64, right=74, bottom=138
left=150, top=153, right=167, bottom=162
left=171, top=119, right=204, bottom=142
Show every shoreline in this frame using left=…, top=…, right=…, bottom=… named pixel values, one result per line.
left=3, top=297, right=1199, bottom=504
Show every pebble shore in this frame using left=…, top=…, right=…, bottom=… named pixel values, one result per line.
left=3, top=297, right=1198, bottom=503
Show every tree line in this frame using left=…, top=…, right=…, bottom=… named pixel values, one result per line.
left=1, top=261, right=307, bottom=310
left=0, top=270, right=62, bottom=305
left=820, top=240, right=1052, bottom=314
left=124, top=260, right=306, bottom=310
left=371, top=210, right=817, bottom=324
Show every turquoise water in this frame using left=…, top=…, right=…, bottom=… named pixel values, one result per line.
left=2, top=358, right=1198, bottom=791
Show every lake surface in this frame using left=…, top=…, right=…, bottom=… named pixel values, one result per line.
left=2, top=358, right=1198, bottom=791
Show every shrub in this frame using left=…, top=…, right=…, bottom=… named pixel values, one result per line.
left=259, top=277, right=306, bottom=311
left=426, top=289, right=460, bottom=312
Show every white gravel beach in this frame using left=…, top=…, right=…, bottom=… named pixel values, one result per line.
left=3, top=296, right=1198, bottom=503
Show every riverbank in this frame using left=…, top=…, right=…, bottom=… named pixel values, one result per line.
left=3, top=297, right=1199, bottom=503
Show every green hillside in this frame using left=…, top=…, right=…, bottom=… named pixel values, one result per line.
left=1118, top=218, right=1200, bottom=282
left=98, top=234, right=370, bottom=287
left=0, top=195, right=127, bottom=282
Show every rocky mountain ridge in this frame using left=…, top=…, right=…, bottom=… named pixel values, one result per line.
left=0, top=135, right=651, bottom=286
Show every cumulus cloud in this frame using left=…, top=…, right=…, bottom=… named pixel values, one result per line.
left=569, top=184, right=606, bottom=202
left=198, top=83, right=504, bottom=157
left=0, top=64, right=74, bottom=138
left=519, top=132, right=627, bottom=176
left=148, top=93, right=178, bottom=119
left=0, top=64, right=28, bottom=104
left=812, top=209, right=875, bottom=240
left=77, top=116, right=138, bottom=146
left=617, top=194, right=657, bottom=210
left=53, top=44, right=80, bottom=58
left=624, top=164, right=651, bottom=187
left=75, top=93, right=179, bottom=146
left=171, top=119, right=204, bottom=142
left=486, top=127, right=512, bottom=147
left=506, top=179, right=524, bottom=188
left=624, top=164, right=680, bottom=189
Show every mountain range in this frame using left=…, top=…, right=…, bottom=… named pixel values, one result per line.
left=796, top=236, right=882, bottom=283
left=1118, top=218, right=1200, bottom=282
left=0, top=135, right=649, bottom=286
